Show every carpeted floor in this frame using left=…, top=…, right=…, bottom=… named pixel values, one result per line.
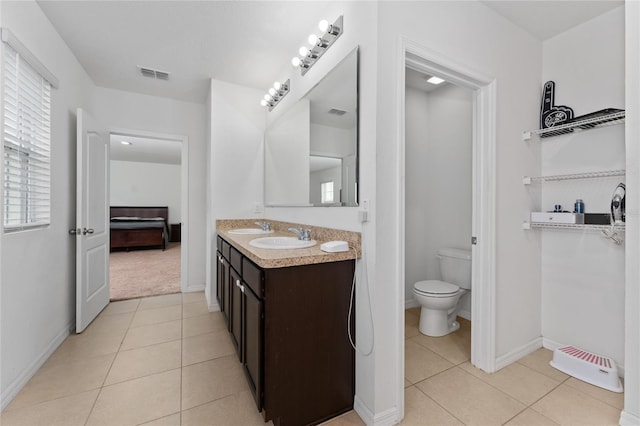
left=109, top=242, right=181, bottom=301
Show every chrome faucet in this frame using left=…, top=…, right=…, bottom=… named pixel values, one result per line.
left=255, top=221, right=272, bottom=231
left=288, top=227, right=312, bottom=241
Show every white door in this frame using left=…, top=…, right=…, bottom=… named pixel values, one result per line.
left=74, top=108, right=110, bottom=333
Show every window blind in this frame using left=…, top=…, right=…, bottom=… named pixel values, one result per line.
left=3, top=44, right=52, bottom=231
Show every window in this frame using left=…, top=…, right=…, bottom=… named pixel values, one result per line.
left=3, top=43, right=52, bottom=231
left=321, top=181, right=334, bottom=204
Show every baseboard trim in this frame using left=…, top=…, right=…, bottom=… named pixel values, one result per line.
left=404, top=298, right=419, bottom=309
left=0, top=320, right=73, bottom=410
left=353, top=396, right=374, bottom=425
left=619, top=410, right=640, bottom=426
left=183, top=284, right=205, bottom=293
left=353, top=396, right=400, bottom=426
left=541, top=337, right=563, bottom=352
left=208, top=300, right=221, bottom=312
left=495, top=337, right=542, bottom=371
left=542, top=338, right=625, bottom=378
left=458, top=309, right=471, bottom=321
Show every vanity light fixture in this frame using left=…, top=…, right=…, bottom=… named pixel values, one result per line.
left=260, top=79, right=290, bottom=111
left=427, top=76, right=445, bottom=85
left=291, top=15, right=343, bottom=76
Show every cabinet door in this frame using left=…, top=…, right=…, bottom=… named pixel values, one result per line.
left=229, top=267, right=243, bottom=360
left=243, top=284, right=263, bottom=410
left=216, top=252, right=225, bottom=314
left=222, top=259, right=231, bottom=326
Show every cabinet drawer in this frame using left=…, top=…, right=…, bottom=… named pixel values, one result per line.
left=216, top=235, right=222, bottom=252
left=242, top=258, right=264, bottom=298
left=222, top=240, right=231, bottom=260
left=230, top=246, right=243, bottom=273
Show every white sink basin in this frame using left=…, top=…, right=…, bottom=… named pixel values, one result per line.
left=228, top=228, right=274, bottom=235
left=249, top=237, right=317, bottom=250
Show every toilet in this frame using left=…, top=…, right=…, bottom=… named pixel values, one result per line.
left=412, top=248, right=472, bottom=337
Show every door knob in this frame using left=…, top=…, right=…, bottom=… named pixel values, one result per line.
left=82, top=228, right=94, bottom=235
left=69, top=228, right=81, bottom=235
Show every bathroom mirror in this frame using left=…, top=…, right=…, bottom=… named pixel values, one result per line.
left=264, top=47, right=358, bottom=207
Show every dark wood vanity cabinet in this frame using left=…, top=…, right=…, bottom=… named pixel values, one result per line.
left=215, top=235, right=355, bottom=426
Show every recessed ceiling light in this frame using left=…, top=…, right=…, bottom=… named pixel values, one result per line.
left=120, top=141, right=132, bottom=145
left=427, top=76, right=445, bottom=85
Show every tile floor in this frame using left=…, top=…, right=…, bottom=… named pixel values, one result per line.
left=1, top=292, right=267, bottom=426
left=395, top=308, right=621, bottom=426
left=1, top=297, right=625, bottom=426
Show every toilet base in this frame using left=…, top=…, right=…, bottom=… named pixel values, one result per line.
left=418, top=306, right=461, bottom=337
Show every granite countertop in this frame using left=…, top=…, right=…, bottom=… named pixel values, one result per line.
left=217, top=219, right=361, bottom=269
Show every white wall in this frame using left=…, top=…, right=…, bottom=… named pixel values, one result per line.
left=205, top=82, right=213, bottom=305
left=91, top=86, right=207, bottom=292
left=264, top=99, right=310, bottom=205
left=541, top=6, right=626, bottom=368
left=622, top=2, right=640, bottom=423
left=209, top=79, right=265, bottom=219
left=257, top=2, right=380, bottom=420
left=405, top=84, right=473, bottom=314
left=207, top=79, right=265, bottom=309
left=0, top=0, right=95, bottom=408
left=110, top=160, right=182, bottom=223
left=375, top=2, right=542, bottom=422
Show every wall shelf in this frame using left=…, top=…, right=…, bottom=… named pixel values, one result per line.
left=523, top=169, right=626, bottom=185
left=522, top=221, right=625, bottom=231
left=522, top=110, right=625, bottom=141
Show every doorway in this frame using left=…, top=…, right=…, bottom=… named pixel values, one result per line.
left=108, top=130, right=189, bottom=300
left=397, top=39, right=498, bottom=406
left=404, top=66, right=474, bottom=311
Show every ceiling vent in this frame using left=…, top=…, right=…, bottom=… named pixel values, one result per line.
left=328, top=108, right=347, bottom=116
left=138, top=66, right=170, bottom=80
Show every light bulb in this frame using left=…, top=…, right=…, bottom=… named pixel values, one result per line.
left=260, top=99, right=268, bottom=107
left=264, top=94, right=272, bottom=101
left=269, top=88, right=277, bottom=96
left=299, top=46, right=309, bottom=57
left=291, top=57, right=302, bottom=67
left=318, top=19, right=329, bottom=32
left=274, top=81, right=281, bottom=90
left=308, top=34, right=319, bottom=46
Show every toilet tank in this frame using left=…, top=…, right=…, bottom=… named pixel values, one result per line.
left=437, top=248, right=472, bottom=289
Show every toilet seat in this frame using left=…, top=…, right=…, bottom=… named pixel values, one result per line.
left=414, top=280, right=459, bottom=297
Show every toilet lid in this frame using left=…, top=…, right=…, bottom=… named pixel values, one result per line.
left=415, top=280, right=459, bottom=295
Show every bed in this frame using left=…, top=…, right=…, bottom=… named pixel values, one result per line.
left=110, top=206, right=169, bottom=251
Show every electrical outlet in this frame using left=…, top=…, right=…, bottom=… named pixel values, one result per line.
left=254, top=203, right=263, bottom=214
